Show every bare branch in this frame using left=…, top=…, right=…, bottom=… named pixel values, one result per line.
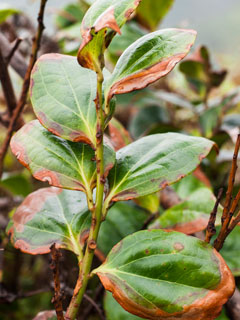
left=50, top=244, right=64, bottom=320
left=205, top=188, right=223, bottom=243
left=0, top=0, right=48, bottom=178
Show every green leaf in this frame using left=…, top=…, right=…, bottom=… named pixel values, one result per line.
left=134, top=193, right=159, bottom=214
left=105, top=133, right=215, bottom=203
left=78, top=0, right=142, bottom=70
left=55, top=3, right=85, bottom=29
left=105, top=29, right=197, bottom=105
left=136, top=0, right=174, bottom=31
left=7, top=188, right=91, bottom=256
left=98, top=202, right=148, bottom=255
left=214, top=225, right=240, bottom=276
left=129, top=105, right=170, bottom=139
left=104, top=291, right=144, bottom=320
left=94, top=230, right=234, bottom=320
left=179, top=46, right=227, bottom=97
left=0, top=4, right=19, bottom=23
left=10, top=120, right=115, bottom=193
left=150, top=187, right=222, bottom=234
left=0, top=171, right=32, bottom=197
left=30, top=54, right=98, bottom=147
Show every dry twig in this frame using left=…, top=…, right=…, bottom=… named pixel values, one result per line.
left=50, top=244, right=64, bottom=320
left=0, top=0, right=48, bottom=178
left=214, top=135, right=240, bottom=251
left=205, top=188, right=223, bottom=243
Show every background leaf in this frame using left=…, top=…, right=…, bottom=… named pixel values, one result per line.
left=98, top=202, right=148, bottom=256
left=136, top=0, right=174, bottom=31
left=150, top=186, right=222, bottom=234
left=7, top=188, right=91, bottom=256
left=106, top=133, right=215, bottom=202
left=95, top=230, right=234, bottom=320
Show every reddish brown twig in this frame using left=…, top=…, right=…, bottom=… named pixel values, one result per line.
left=0, top=47, right=17, bottom=116
left=214, top=135, right=240, bottom=251
left=0, top=0, right=48, bottom=179
left=205, top=188, right=223, bottom=243
left=50, top=244, right=64, bottom=320
left=6, top=38, right=23, bottom=65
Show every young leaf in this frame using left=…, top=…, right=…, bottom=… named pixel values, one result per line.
left=105, top=133, right=215, bottom=203
left=10, top=120, right=115, bottom=193
left=30, top=54, right=97, bottom=147
left=136, top=0, right=174, bottom=31
left=105, top=28, right=197, bottom=105
left=7, top=188, right=91, bottom=256
left=150, top=187, right=222, bottom=234
left=94, top=230, right=235, bottom=320
left=78, top=0, right=142, bottom=70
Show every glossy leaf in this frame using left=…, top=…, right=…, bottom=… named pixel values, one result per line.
left=78, top=0, right=142, bottom=70
left=10, top=120, right=115, bottom=193
left=7, top=188, right=91, bottom=255
left=105, top=133, right=215, bottom=202
left=136, top=0, right=174, bottom=31
left=98, top=202, right=148, bottom=255
left=30, top=54, right=97, bottom=146
left=150, top=187, right=222, bottom=234
left=104, top=291, right=143, bottom=320
left=105, top=28, right=197, bottom=104
left=94, top=230, right=235, bottom=320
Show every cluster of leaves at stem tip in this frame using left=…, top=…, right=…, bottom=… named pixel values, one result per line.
left=7, top=0, right=236, bottom=320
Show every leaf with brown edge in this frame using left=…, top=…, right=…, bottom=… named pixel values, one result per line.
left=77, top=0, right=142, bottom=70
left=30, top=54, right=97, bottom=147
left=10, top=120, right=115, bottom=193
left=150, top=187, right=222, bottom=235
left=94, top=230, right=235, bottom=320
left=104, top=133, right=216, bottom=204
left=108, top=117, right=133, bottom=151
left=7, top=187, right=91, bottom=256
left=104, top=28, right=197, bottom=106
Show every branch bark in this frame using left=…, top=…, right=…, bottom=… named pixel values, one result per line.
left=0, top=0, right=48, bottom=178
left=50, top=244, right=64, bottom=320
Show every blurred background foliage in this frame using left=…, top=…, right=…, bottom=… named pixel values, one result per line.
left=1, top=0, right=240, bottom=319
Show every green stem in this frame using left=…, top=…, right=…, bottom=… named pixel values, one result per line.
left=65, top=71, right=104, bottom=320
